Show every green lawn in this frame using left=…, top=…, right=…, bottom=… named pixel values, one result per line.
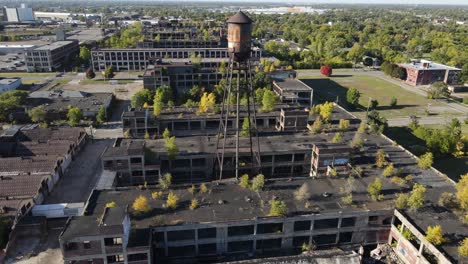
left=385, top=126, right=468, bottom=181
left=0, top=72, right=57, bottom=78
left=300, top=74, right=456, bottom=118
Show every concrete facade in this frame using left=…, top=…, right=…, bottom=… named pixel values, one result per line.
left=25, top=41, right=79, bottom=72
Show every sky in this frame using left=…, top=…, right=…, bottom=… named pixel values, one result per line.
left=188, top=0, right=468, bottom=6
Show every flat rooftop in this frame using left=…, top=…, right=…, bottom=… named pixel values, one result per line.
left=401, top=207, right=468, bottom=263
left=33, top=41, right=75, bottom=51
left=274, top=79, right=313, bottom=92
left=399, top=61, right=460, bottom=71
left=0, top=78, right=20, bottom=85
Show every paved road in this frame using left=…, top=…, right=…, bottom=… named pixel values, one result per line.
left=387, top=116, right=465, bottom=127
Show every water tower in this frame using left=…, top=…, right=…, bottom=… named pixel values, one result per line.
left=215, top=11, right=261, bottom=180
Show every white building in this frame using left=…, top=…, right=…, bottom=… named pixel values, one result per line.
left=0, top=78, right=22, bottom=93
left=3, top=4, right=34, bottom=22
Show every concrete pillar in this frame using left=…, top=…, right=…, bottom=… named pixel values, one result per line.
left=282, top=219, right=294, bottom=250
left=216, top=226, right=228, bottom=255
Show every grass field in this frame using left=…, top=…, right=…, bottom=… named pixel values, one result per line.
left=385, top=125, right=468, bottom=181
left=300, top=74, right=457, bottom=118
left=0, top=72, right=57, bottom=78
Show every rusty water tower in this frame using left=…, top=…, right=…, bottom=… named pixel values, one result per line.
left=227, top=11, right=253, bottom=62
left=215, top=11, right=261, bottom=181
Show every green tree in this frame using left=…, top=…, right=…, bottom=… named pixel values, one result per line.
left=165, top=136, right=179, bottom=160
left=316, top=102, right=334, bottom=122
left=418, top=152, right=433, bottom=169
left=395, top=193, right=409, bottom=209
left=375, top=149, right=387, bottom=168
left=159, top=173, right=172, bottom=190
left=408, top=183, right=426, bottom=210
left=240, top=117, right=251, bottom=137
left=261, top=90, right=278, bottom=112
left=28, top=105, right=47, bottom=123
left=311, top=116, right=323, bottom=134
left=268, top=199, right=287, bottom=217
left=346, top=88, right=360, bottom=109
left=251, top=174, right=265, bottom=192
left=459, top=238, right=468, bottom=257
left=332, top=132, right=344, bottom=143
left=427, top=81, right=450, bottom=99
left=456, top=173, right=468, bottom=211
left=347, top=43, right=365, bottom=66
left=198, top=92, right=216, bottom=113
left=132, top=195, right=150, bottom=215
left=79, top=46, right=91, bottom=65
left=382, top=163, right=395, bottom=177
left=96, top=105, right=106, bottom=125
left=166, top=191, right=179, bottom=209
left=162, top=128, right=171, bottom=140
left=239, top=174, right=250, bottom=188
left=67, top=106, right=83, bottom=127
left=367, top=178, right=383, bottom=201
left=425, top=225, right=447, bottom=246
left=390, top=97, right=397, bottom=107
left=131, top=89, right=153, bottom=108
left=0, top=90, right=28, bottom=121
left=338, top=119, right=350, bottom=131
left=103, top=65, right=115, bottom=79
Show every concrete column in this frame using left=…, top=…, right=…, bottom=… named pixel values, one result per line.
left=281, top=220, right=294, bottom=250
left=216, top=226, right=228, bottom=255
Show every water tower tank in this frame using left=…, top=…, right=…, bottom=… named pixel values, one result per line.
left=227, top=11, right=253, bottom=62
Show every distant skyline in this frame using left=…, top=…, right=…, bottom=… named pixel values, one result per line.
left=182, top=0, right=468, bottom=6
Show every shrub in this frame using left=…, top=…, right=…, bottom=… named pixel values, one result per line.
left=395, top=193, right=409, bottom=209
left=320, top=65, right=332, bottom=77
left=408, top=183, right=426, bottom=210
left=151, top=191, right=163, bottom=200
left=331, top=132, right=344, bottom=143
left=382, top=163, right=395, bottom=177
left=189, top=198, right=199, bottom=210
left=329, top=167, right=338, bottom=177
left=456, top=173, right=468, bottom=211
left=239, top=174, right=250, bottom=188
left=418, top=152, right=433, bottom=169
left=341, top=194, right=353, bottom=205
left=375, top=149, right=387, bottom=168
left=459, top=238, right=468, bottom=257
left=346, top=88, right=360, bottom=108
left=338, top=119, right=350, bottom=131
left=268, top=199, right=288, bottom=217
left=425, top=225, right=447, bottom=245
left=310, top=116, right=323, bottom=134
left=391, top=176, right=406, bottom=187
left=367, top=178, right=383, bottom=201
left=294, top=183, right=311, bottom=201
left=370, top=99, right=379, bottom=110
left=106, top=201, right=117, bottom=208
left=357, top=121, right=367, bottom=134
left=438, top=192, right=457, bottom=208
left=132, top=195, right=150, bottom=215
left=390, top=97, right=397, bottom=107
left=144, top=132, right=150, bottom=139
left=159, top=173, right=172, bottom=190
left=187, top=185, right=196, bottom=195
left=251, top=174, right=265, bottom=192
left=200, top=183, right=208, bottom=193
left=124, top=130, right=131, bottom=138
left=166, top=191, right=179, bottom=209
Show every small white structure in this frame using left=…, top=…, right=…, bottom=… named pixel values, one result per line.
left=0, top=78, right=21, bottom=94
left=32, top=203, right=84, bottom=218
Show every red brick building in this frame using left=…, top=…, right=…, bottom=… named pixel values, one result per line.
left=398, top=60, right=461, bottom=86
